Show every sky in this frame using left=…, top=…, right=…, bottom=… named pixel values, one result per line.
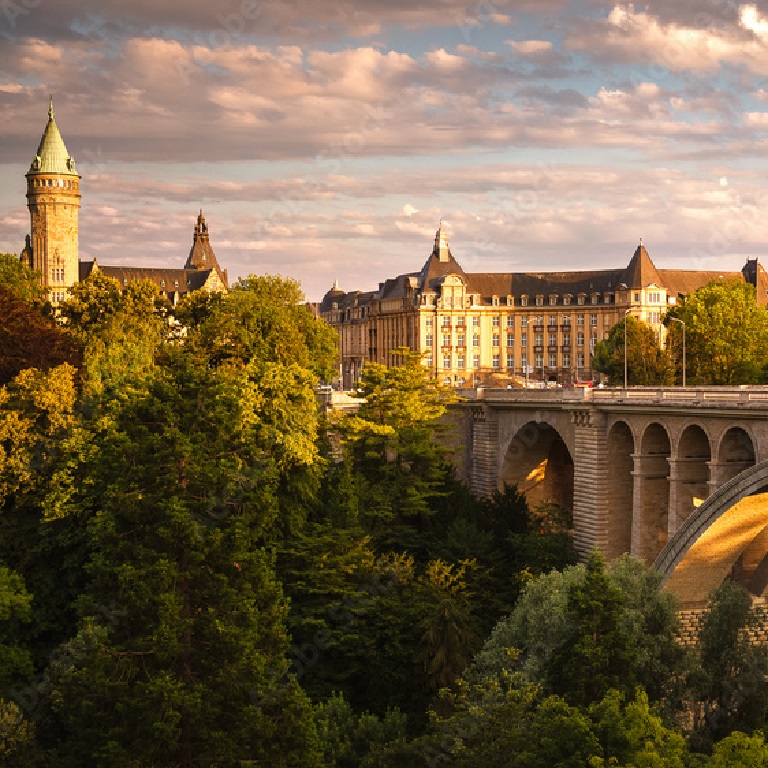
left=1, top=0, right=768, bottom=301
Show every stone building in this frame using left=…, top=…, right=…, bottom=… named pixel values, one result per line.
left=317, top=225, right=768, bottom=389
left=19, top=99, right=228, bottom=303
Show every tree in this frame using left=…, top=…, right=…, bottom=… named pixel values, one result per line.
left=593, top=315, right=673, bottom=386
left=668, top=279, right=768, bottom=384
left=708, top=731, right=768, bottom=767
left=41, top=351, right=323, bottom=767
left=690, top=581, right=768, bottom=748
left=189, top=275, right=338, bottom=380
left=341, top=348, right=456, bottom=542
left=469, top=554, right=685, bottom=713
left=0, top=289, right=81, bottom=386
left=0, top=253, right=45, bottom=304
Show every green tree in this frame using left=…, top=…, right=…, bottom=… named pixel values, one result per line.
left=190, top=275, right=338, bottom=380
left=708, top=731, right=768, bottom=767
left=42, top=351, right=322, bottom=767
left=342, top=348, right=456, bottom=543
left=589, top=689, right=691, bottom=768
left=690, top=581, right=768, bottom=748
left=470, top=555, right=684, bottom=713
left=0, top=253, right=45, bottom=304
left=668, top=279, right=768, bottom=384
left=593, top=315, right=673, bottom=386
left=548, top=551, right=636, bottom=707
left=424, top=674, right=600, bottom=768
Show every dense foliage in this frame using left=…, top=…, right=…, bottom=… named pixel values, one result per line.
left=2, top=266, right=768, bottom=765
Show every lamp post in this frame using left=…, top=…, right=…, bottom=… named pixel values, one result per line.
left=623, top=309, right=632, bottom=389
left=668, top=317, right=686, bottom=387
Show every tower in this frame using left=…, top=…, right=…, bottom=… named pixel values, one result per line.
left=25, top=97, right=81, bottom=303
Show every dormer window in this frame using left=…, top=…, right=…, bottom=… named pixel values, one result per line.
left=174, top=280, right=179, bottom=288
left=520, top=295, right=528, bottom=307
left=563, top=294, right=571, bottom=306
left=535, top=295, right=544, bottom=306
left=577, top=294, right=585, bottom=305
left=549, top=295, right=557, bottom=306
left=161, top=279, right=166, bottom=288
left=492, top=295, right=499, bottom=306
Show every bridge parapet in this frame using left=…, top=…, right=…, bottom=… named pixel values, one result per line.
left=459, top=386, right=768, bottom=409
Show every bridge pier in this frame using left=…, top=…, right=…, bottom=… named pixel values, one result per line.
left=631, top=453, right=669, bottom=564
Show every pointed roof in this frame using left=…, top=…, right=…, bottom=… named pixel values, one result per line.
left=185, top=210, right=224, bottom=272
left=418, top=224, right=470, bottom=293
left=28, top=97, right=78, bottom=176
left=619, top=240, right=662, bottom=290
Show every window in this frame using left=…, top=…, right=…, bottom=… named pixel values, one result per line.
left=492, top=316, right=500, bottom=327
left=442, top=334, right=451, bottom=346
left=492, top=354, right=500, bottom=369
left=648, top=311, right=661, bottom=324
left=521, top=353, right=528, bottom=368
left=633, top=292, right=640, bottom=302
left=443, top=354, right=451, bottom=369
left=520, top=296, right=528, bottom=307
left=425, top=333, right=433, bottom=347
left=425, top=317, right=433, bottom=327
left=521, top=316, right=529, bottom=326
left=521, top=333, right=527, bottom=346
left=492, top=334, right=500, bottom=347
left=577, top=353, right=585, bottom=368
left=549, top=353, right=557, bottom=368
left=563, top=333, right=571, bottom=346
left=563, top=353, right=571, bottom=367
left=548, top=315, right=557, bottom=326
left=577, top=332, right=584, bottom=346
left=548, top=334, right=557, bottom=346
left=456, top=316, right=465, bottom=326
left=473, top=354, right=480, bottom=369
left=535, top=316, right=544, bottom=325
left=604, top=293, right=612, bottom=303
left=506, top=315, right=514, bottom=327
left=492, top=296, right=499, bottom=306
left=563, top=295, right=571, bottom=306
left=442, top=316, right=451, bottom=327
left=457, top=354, right=465, bottom=369
left=457, top=333, right=465, bottom=346
left=534, top=333, right=543, bottom=346
left=506, top=353, right=514, bottom=369
left=506, top=333, right=514, bottom=347
left=472, top=316, right=480, bottom=327
left=590, top=313, right=598, bottom=326
left=591, top=294, right=599, bottom=304
left=577, top=314, right=584, bottom=326
left=562, top=315, right=571, bottom=326
left=648, top=292, right=661, bottom=303
left=578, top=295, right=585, bottom=305
left=535, top=295, right=544, bottom=306
left=550, top=295, right=557, bottom=306
left=473, top=334, right=480, bottom=347
left=427, top=353, right=433, bottom=367
left=535, top=353, right=544, bottom=368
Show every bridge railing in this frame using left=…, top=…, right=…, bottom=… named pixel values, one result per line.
left=459, top=386, right=768, bottom=408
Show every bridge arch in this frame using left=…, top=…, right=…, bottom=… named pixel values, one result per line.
left=669, top=424, right=712, bottom=533
left=606, top=420, right=635, bottom=560
left=654, top=460, right=768, bottom=606
left=500, top=420, right=574, bottom=513
left=714, top=426, right=756, bottom=487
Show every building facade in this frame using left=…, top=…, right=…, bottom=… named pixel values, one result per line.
left=318, top=225, right=768, bottom=389
left=20, top=99, right=228, bottom=303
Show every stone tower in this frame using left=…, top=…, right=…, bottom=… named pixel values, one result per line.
left=24, top=97, right=81, bottom=303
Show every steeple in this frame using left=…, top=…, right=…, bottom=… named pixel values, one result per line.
left=620, top=240, right=662, bottom=290
left=28, top=96, right=77, bottom=176
left=433, top=222, right=450, bottom=263
left=185, top=210, right=223, bottom=273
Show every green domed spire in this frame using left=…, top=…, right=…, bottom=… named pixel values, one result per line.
left=28, top=96, right=77, bottom=176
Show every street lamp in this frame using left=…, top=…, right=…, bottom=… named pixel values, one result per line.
left=623, top=309, right=632, bottom=389
left=668, top=317, right=686, bottom=387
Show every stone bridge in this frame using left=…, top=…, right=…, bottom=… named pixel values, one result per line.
left=452, top=386, right=768, bottom=567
